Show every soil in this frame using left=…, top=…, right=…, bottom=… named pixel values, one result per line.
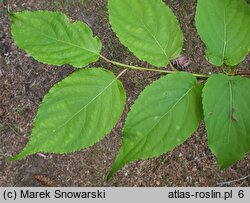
left=0, top=0, right=250, bottom=187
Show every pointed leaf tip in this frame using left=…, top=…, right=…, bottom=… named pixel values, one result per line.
left=13, top=68, right=126, bottom=160
left=109, top=72, right=203, bottom=176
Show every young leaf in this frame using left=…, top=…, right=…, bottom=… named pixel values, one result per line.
left=11, top=68, right=126, bottom=160
left=11, top=11, right=102, bottom=68
left=203, top=74, right=250, bottom=168
left=108, top=0, right=183, bottom=67
left=195, top=0, right=250, bottom=66
left=108, top=72, right=203, bottom=178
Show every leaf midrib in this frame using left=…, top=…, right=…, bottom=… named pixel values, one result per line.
left=139, top=18, right=169, bottom=60
left=138, top=84, right=196, bottom=153
left=127, top=3, right=170, bottom=61
left=222, top=8, right=228, bottom=60
left=51, top=77, right=118, bottom=133
left=123, top=83, right=196, bottom=162
left=14, top=15, right=99, bottom=56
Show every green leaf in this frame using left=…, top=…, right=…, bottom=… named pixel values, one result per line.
left=11, top=68, right=126, bottom=160
left=108, top=72, right=203, bottom=178
left=11, top=11, right=102, bottom=68
left=195, top=0, right=250, bottom=66
left=203, top=74, right=250, bottom=168
left=108, top=0, right=183, bottom=67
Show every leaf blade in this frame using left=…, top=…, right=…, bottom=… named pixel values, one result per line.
left=11, top=11, right=102, bottom=68
left=108, top=0, right=183, bottom=67
left=195, top=0, right=250, bottom=66
left=108, top=72, right=203, bottom=178
left=11, top=68, right=126, bottom=160
left=203, top=74, right=250, bottom=168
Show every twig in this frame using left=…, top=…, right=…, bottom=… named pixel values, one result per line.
left=7, top=124, right=20, bottom=136
left=37, top=153, right=47, bottom=158
left=235, top=71, right=250, bottom=76
left=217, top=174, right=250, bottom=186
left=169, top=62, right=178, bottom=71
left=116, top=69, right=128, bottom=79
left=100, top=55, right=210, bottom=78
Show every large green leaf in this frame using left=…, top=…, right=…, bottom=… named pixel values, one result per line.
left=108, top=0, right=183, bottom=67
left=11, top=11, right=102, bottom=68
left=203, top=74, right=250, bottom=168
left=195, top=0, right=250, bottom=66
left=11, top=68, right=126, bottom=160
left=108, top=72, right=203, bottom=178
